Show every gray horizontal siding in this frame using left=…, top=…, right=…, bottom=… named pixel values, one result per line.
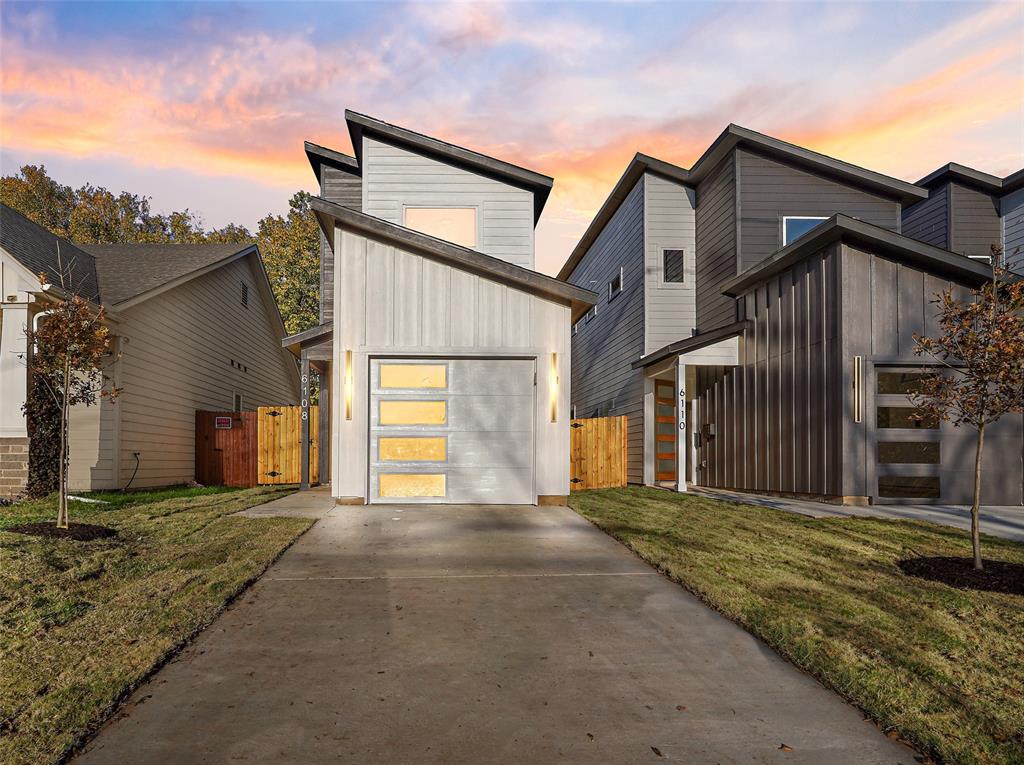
left=644, top=173, right=697, bottom=353
left=319, top=167, right=362, bottom=325
left=738, top=149, right=901, bottom=273
left=568, top=177, right=645, bottom=483
left=949, top=182, right=1001, bottom=261
left=902, top=184, right=948, bottom=249
left=1002, top=187, right=1024, bottom=272
left=694, top=154, right=738, bottom=332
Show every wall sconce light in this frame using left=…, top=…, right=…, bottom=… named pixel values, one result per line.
left=852, top=355, right=863, bottom=423
left=344, top=349, right=353, bottom=421
left=550, top=352, right=559, bottom=423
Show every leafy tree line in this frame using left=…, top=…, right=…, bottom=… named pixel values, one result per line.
left=1, top=165, right=319, bottom=334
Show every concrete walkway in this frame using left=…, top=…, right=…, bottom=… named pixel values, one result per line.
left=77, top=502, right=916, bottom=765
left=692, top=487, right=1024, bottom=541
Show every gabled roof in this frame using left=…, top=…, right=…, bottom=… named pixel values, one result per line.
left=310, top=196, right=597, bottom=320
left=81, top=242, right=257, bottom=307
left=0, top=203, right=101, bottom=301
left=557, top=124, right=927, bottom=281
left=304, top=141, right=360, bottom=181
left=720, top=214, right=993, bottom=298
left=344, top=110, right=554, bottom=222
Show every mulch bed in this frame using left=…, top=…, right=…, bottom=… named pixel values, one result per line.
left=899, top=556, right=1024, bottom=596
left=5, top=522, right=117, bottom=541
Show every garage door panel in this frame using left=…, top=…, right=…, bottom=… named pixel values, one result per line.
left=446, top=468, right=533, bottom=504
left=370, top=395, right=533, bottom=431
left=370, top=431, right=532, bottom=469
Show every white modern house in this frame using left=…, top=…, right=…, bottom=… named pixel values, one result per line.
left=284, top=111, right=597, bottom=505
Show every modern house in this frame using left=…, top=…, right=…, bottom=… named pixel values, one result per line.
left=0, top=204, right=300, bottom=495
left=284, top=110, right=596, bottom=505
left=559, top=127, right=1023, bottom=505
left=902, top=163, right=1024, bottom=271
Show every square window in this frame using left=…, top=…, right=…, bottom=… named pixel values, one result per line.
left=662, top=249, right=685, bottom=283
left=783, top=216, right=828, bottom=246
left=404, top=207, right=477, bottom=248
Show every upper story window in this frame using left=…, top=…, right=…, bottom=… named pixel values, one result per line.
left=404, top=207, right=477, bottom=248
left=662, top=248, right=685, bottom=283
left=608, top=267, right=624, bottom=300
left=241, top=282, right=249, bottom=308
left=782, top=216, right=828, bottom=246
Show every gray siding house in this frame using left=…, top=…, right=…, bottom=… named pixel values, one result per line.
left=286, top=111, right=596, bottom=505
left=560, top=128, right=1023, bottom=505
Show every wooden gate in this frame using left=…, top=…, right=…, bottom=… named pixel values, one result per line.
left=570, top=416, right=628, bottom=490
left=257, top=406, right=319, bottom=485
left=195, top=411, right=258, bottom=487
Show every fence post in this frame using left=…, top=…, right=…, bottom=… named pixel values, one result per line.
left=300, top=353, right=310, bottom=490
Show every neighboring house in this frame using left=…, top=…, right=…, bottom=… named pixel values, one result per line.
left=902, top=163, right=1024, bottom=272
left=284, top=110, right=596, bottom=505
left=0, top=204, right=300, bottom=495
left=559, top=127, right=1023, bottom=505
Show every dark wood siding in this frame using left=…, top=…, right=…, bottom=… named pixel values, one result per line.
left=319, top=167, right=362, bottom=324
left=737, top=148, right=901, bottom=272
left=1002, top=187, right=1024, bottom=272
left=568, top=177, right=646, bottom=483
left=949, top=182, right=1001, bottom=260
left=902, top=183, right=949, bottom=248
left=694, top=154, right=738, bottom=332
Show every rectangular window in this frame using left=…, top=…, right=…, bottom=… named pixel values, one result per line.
left=379, top=437, right=447, bottom=462
left=877, top=407, right=939, bottom=429
left=379, top=473, right=446, bottom=498
left=877, top=372, right=932, bottom=395
left=662, top=249, right=685, bottom=283
left=241, top=282, right=249, bottom=308
left=404, top=207, right=477, bottom=248
left=783, top=216, right=828, bottom=246
left=584, top=305, right=598, bottom=324
left=878, top=475, right=941, bottom=499
left=380, top=364, right=447, bottom=389
left=878, top=442, right=940, bottom=464
left=233, top=393, right=242, bottom=412
left=608, top=267, right=623, bottom=300
left=379, top=400, right=447, bottom=425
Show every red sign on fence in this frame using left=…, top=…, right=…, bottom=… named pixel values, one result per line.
left=214, top=416, right=233, bottom=430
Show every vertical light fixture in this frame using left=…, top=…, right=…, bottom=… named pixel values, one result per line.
left=344, top=350, right=353, bottom=421
left=549, top=352, right=559, bottom=423
left=852, top=355, right=863, bottom=423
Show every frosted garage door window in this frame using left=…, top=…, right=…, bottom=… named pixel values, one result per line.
left=404, top=208, right=477, bottom=248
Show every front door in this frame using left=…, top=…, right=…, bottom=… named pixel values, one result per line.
left=654, top=380, right=677, bottom=484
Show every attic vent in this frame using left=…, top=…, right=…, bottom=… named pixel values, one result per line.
left=241, top=282, right=249, bottom=308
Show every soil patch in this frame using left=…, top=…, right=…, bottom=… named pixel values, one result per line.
left=6, top=522, right=117, bottom=541
left=899, top=556, right=1024, bottom=596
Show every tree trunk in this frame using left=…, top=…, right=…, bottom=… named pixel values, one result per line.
left=56, top=361, right=70, bottom=529
left=971, top=423, right=985, bottom=571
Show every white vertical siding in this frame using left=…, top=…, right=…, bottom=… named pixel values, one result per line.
left=644, top=172, right=697, bottom=354
left=362, top=136, right=535, bottom=269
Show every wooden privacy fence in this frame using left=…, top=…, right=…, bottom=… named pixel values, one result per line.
left=570, top=416, right=628, bottom=490
left=196, top=406, right=318, bottom=488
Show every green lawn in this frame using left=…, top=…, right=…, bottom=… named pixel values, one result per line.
left=0, top=486, right=312, bottom=765
left=571, top=487, right=1024, bottom=765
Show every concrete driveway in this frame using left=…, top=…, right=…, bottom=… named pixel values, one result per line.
left=77, top=501, right=915, bottom=765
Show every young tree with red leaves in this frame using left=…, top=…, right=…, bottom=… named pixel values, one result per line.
left=912, top=245, right=1024, bottom=570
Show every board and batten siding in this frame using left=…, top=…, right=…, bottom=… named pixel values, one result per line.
left=361, top=136, right=535, bottom=269
left=1002, top=187, right=1024, bottom=272
left=331, top=226, right=570, bottom=502
left=319, top=166, right=362, bottom=324
left=68, top=256, right=300, bottom=490
left=644, top=173, right=697, bottom=353
left=949, top=182, right=1001, bottom=261
left=567, top=177, right=646, bottom=484
left=737, top=148, right=902, bottom=272
left=902, top=184, right=949, bottom=249
left=694, top=154, right=738, bottom=333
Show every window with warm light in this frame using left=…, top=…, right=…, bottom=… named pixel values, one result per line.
left=404, top=207, right=477, bottom=248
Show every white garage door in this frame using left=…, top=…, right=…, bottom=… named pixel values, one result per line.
left=369, top=358, right=535, bottom=504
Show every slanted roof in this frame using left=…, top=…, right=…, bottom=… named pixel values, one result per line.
left=720, top=214, right=994, bottom=298
left=557, top=124, right=927, bottom=281
left=281, top=322, right=332, bottom=356
left=344, top=110, right=554, bottom=222
left=304, top=141, right=361, bottom=182
left=0, top=203, right=101, bottom=301
left=633, top=320, right=750, bottom=370
left=915, top=162, right=1004, bottom=194
left=81, top=242, right=257, bottom=306
left=1003, top=168, right=1024, bottom=195
left=310, top=196, right=597, bottom=321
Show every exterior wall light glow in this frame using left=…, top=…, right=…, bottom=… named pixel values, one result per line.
left=852, top=355, right=863, bottom=423
left=550, top=352, right=559, bottom=423
left=344, top=350, right=353, bottom=421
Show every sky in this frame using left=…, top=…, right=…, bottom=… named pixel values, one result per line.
left=1, top=1, right=1022, bottom=275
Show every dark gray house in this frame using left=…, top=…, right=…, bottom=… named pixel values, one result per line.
left=559, top=126, right=1023, bottom=505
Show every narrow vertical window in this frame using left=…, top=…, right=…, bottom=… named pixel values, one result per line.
left=662, top=249, right=685, bottom=283
left=608, top=267, right=623, bottom=300
left=241, top=282, right=249, bottom=308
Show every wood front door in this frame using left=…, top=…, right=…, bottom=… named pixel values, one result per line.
left=654, top=380, right=677, bottom=483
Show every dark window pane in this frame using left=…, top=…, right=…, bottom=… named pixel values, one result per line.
left=877, top=407, right=938, bottom=429
left=877, top=372, right=932, bottom=395
left=663, top=249, right=685, bottom=282
left=878, top=442, right=940, bottom=464
left=783, top=217, right=827, bottom=245
left=656, top=422, right=675, bottom=435
left=656, top=404, right=674, bottom=417
left=878, top=475, right=940, bottom=498
left=657, top=459, right=675, bottom=472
